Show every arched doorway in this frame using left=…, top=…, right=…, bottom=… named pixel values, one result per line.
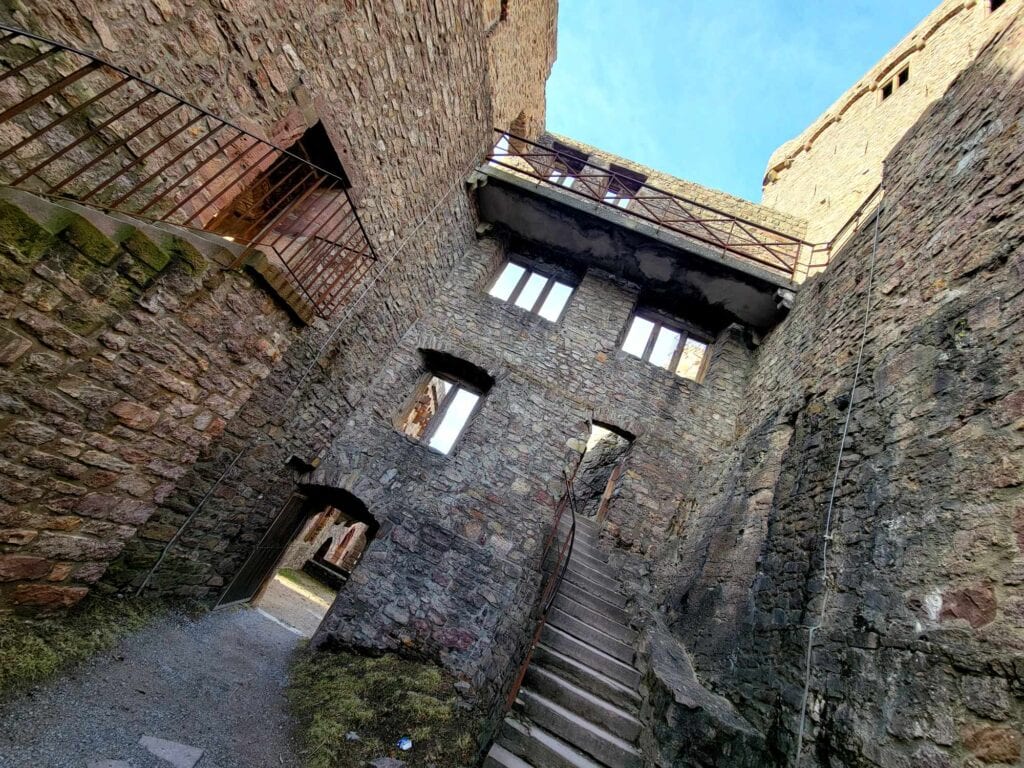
left=217, top=485, right=377, bottom=635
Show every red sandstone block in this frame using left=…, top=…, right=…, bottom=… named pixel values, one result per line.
left=110, top=399, right=161, bottom=430
left=0, top=554, right=51, bottom=581
left=11, top=582, right=88, bottom=608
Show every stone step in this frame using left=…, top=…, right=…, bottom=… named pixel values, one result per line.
left=516, top=689, right=643, bottom=768
left=569, top=544, right=610, bottom=570
left=561, top=568, right=628, bottom=608
left=541, top=625, right=641, bottom=689
left=499, top=716, right=605, bottom=768
left=553, top=593, right=635, bottom=644
left=558, top=577, right=629, bottom=613
left=524, top=666, right=642, bottom=742
left=566, top=559, right=621, bottom=592
left=533, top=644, right=641, bottom=713
left=548, top=607, right=635, bottom=665
left=484, top=741, right=535, bottom=768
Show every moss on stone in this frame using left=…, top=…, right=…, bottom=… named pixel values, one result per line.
left=0, top=595, right=167, bottom=695
left=0, top=199, right=56, bottom=266
left=60, top=215, right=119, bottom=266
left=122, top=229, right=172, bottom=272
left=288, top=648, right=483, bottom=768
left=0, top=253, right=32, bottom=292
left=168, top=237, right=208, bottom=276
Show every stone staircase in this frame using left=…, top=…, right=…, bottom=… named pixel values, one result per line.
left=486, top=515, right=643, bottom=768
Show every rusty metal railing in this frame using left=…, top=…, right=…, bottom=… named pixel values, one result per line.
left=505, top=471, right=579, bottom=710
left=487, top=130, right=813, bottom=280
left=0, top=25, right=376, bottom=318
left=802, top=184, right=884, bottom=280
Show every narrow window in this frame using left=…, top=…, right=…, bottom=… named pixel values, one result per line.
left=991, top=0, right=1005, bottom=11
left=620, top=312, right=709, bottom=381
left=399, top=375, right=481, bottom=455
left=897, top=67, right=909, bottom=87
left=488, top=261, right=574, bottom=321
left=881, top=81, right=893, bottom=100
left=547, top=142, right=588, bottom=190
left=603, top=165, right=646, bottom=210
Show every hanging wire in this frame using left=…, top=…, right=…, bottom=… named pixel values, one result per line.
left=793, top=180, right=886, bottom=766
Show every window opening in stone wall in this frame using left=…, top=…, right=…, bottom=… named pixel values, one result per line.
left=399, top=375, right=481, bottom=454
left=398, top=352, right=494, bottom=455
left=881, top=81, right=893, bottom=100
left=548, top=142, right=588, bottom=189
left=603, top=164, right=647, bottom=209
left=880, top=66, right=909, bottom=102
left=621, top=313, right=709, bottom=381
left=488, top=261, right=574, bottom=321
left=220, top=488, right=376, bottom=637
left=898, top=66, right=910, bottom=86
left=991, top=0, right=1005, bottom=11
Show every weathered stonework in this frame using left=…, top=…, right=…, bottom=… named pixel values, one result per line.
left=626, top=12, right=1024, bottom=765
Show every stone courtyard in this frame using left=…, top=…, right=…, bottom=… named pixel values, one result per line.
left=0, top=1, right=1022, bottom=767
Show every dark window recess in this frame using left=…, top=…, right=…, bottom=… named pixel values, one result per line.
left=621, top=313, right=710, bottom=381
left=881, top=81, right=894, bottom=100
left=397, top=351, right=494, bottom=454
left=991, top=0, right=1005, bottom=11
left=500, top=0, right=510, bottom=20
left=604, top=164, right=647, bottom=208
left=898, top=66, right=909, bottom=86
left=548, top=141, right=589, bottom=187
left=488, top=261, right=574, bottom=321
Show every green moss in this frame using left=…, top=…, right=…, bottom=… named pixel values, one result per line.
left=288, top=649, right=484, bottom=768
left=0, top=595, right=166, bottom=695
left=61, top=215, right=119, bottom=266
left=168, top=237, right=208, bottom=276
left=0, top=199, right=56, bottom=266
left=0, top=253, right=32, bottom=292
left=122, top=229, right=171, bottom=272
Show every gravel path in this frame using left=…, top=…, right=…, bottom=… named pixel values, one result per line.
left=0, top=607, right=303, bottom=768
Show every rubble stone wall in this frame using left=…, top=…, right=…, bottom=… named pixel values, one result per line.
left=640, top=12, right=1024, bottom=766
left=310, top=233, right=754, bottom=714
left=0, top=0, right=556, bottom=607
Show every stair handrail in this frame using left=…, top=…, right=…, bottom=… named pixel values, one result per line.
left=505, top=470, right=579, bottom=710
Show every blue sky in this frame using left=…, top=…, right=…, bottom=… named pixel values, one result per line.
left=546, top=1, right=937, bottom=203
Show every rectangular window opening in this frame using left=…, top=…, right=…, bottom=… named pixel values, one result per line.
left=399, top=375, right=481, bottom=455
left=991, top=0, right=1005, bottom=11
left=897, top=67, right=909, bottom=87
left=487, top=261, right=574, bottom=321
left=620, top=312, right=709, bottom=381
left=881, top=81, right=893, bottom=100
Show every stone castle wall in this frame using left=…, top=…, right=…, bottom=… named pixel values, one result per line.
left=309, top=232, right=753, bottom=712
left=762, top=0, right=1013, bottom=244
left=0, top=0, right=556, bottom=609
left=641, top=11, right=1024, bottom=765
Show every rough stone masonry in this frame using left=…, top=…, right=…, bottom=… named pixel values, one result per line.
left=0, top=1, right=1021, bottom=767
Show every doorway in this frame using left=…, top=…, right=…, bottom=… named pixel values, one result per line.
left=217, top=486, right=376, bottom=636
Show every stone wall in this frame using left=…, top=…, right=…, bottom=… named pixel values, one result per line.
left=0, top=190, right=300, bottom=612
left=0, top=0, right=557, bottom=608
left=309, top=233, right=754, bottom=713
left=640, top=11, right=1024, bottom=766
left=762, top=0, right=1012, bottom=243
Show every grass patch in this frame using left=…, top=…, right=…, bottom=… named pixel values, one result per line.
left=0, top=595, right=167, bottom=695
left=288, top=649, right=485, bottom=768
left=277, top=567, right=336, bottom=604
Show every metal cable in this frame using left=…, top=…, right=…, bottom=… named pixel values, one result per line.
left=793, top=184, right=886, bottom=766
left=136, top=158, right=482, bottom=596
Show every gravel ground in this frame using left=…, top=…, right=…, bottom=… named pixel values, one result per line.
left=0, top=607, right=303, bottom=768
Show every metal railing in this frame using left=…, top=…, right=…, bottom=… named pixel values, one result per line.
left=803, top=184, right=884, bottom=279
left=0, top=25, right=376, bottom=318
left=505, top=471, right=579, bottom=710
left=486, top=130, right=813, bottom=280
